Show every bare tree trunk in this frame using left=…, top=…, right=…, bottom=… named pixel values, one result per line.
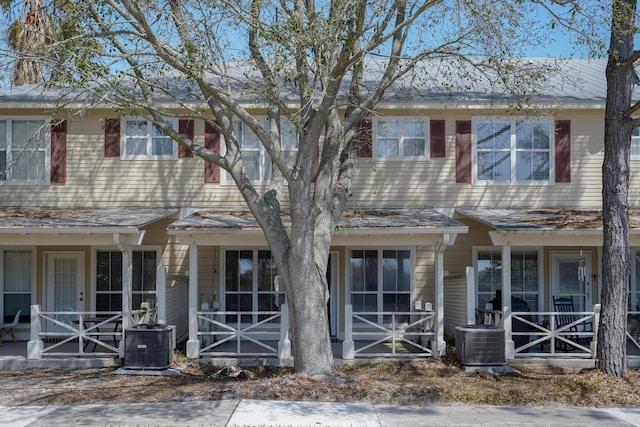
left=597, top=0, right=637, bottom=377
left=278, top=179, right=334, bottom=374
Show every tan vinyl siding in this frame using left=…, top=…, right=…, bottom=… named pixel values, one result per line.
left=0, top=108, right=626, bottom=210
left=349, top=109, right=610, bottom=210
left=166, top=280, right=188, bottom=342
left=415, top=246, right=435, bottom=306
left=444, top=274, right=470, bottom=338
left=444, top=219, right=494, bottom=276
left=197, top=246, right=219, bottom=307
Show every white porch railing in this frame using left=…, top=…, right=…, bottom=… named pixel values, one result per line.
left=511, top=306, right=599, bottom=358
left=626, top=309, right=640, bottom=359
left=28, top=305, right=123, bottom=359
left=342, top=304, right=436, bottom=359
left=196, top=304, right=291, bottom=360
left=27, top=304, right=160, bottom=360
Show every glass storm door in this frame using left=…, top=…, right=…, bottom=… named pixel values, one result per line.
left=551, top=251, right=591, bottom=312
left=47, top=253, right=84, bottom=329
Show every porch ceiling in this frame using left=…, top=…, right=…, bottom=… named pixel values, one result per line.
left=168, top=208, right=468, bottom=245
left=456, top=208, right=640, bottom=246
left=0, top=208, right=177, bottom=245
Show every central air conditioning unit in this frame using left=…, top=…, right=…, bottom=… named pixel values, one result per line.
left=455, top=325, right=505, bottom=366
left=124, top=324, right=173, bottom=370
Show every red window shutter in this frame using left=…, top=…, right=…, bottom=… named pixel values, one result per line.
left=104, top=119, right=120, bottom=157
left=356, top=119, right=372, bottom=157
left=50, top=120, right=67, bottom=183
left=178, top=119, right=195, bottom=158
left=430, top=120, right=446, bottom=158
left=455, top=120, right=472, bottom=183
left=555, top=120, right=571, bottom=183
left=204, top=121, right=220, bottom=183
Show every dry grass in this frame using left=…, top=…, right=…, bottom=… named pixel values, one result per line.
left=1, top=351, right=639, bottom=407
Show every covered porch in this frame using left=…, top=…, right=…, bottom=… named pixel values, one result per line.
left=168, top=208, right=468, bottom=364
left=451, top=208, right=640, bottom=367
left=0, top=208, right=177, bottom=367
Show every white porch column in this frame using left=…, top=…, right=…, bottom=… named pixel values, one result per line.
left=465, top=267, right=476, bottom=325
left=156, top=265, right=167, bottom=324
left=502, top=245, right=514, bottom=359
left=27, top=304, right=43, bottom=360
left=434, top=236, right=450, bottom=356
left=278, top=303, right=292, bottom=364
left=120, top=245, right=132, bottom=359
left=342, top=304, right=355, bottom=360
left=186, top=244, right=200, bottom=359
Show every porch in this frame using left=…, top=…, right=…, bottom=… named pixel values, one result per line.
left=190, top=304, right=437, bottom=364
left=476, top=306, right=640, bottom=367
left=3, top=305, right=640, bottom=369
left=0, top=304, right=159, bottom=370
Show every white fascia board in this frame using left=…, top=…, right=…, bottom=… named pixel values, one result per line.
left=489, top=230, right=605, bottom=247
left=169, top=229, right=266, bottom=246
left=0, top=232, right=139, bottom=246
left=0, top=227, right=140, bottom=234
left=335, top=226, right=468, bottom=236
left=171, top=226, right=468, bottom=247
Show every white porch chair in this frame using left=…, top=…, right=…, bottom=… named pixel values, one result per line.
left=0, top=310, right=22, bottom=345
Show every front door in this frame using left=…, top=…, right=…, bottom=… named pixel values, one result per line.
left=46, top=252, right=85, bottom=329
left=551, top=251, right=592, bottom=312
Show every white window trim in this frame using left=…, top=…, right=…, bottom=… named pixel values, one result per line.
left=221, top=118, right=299, bottom=185
left=473, top=246, right=543, bottom=313
left=91, top=246, right=161, bottom=311
left=0, top=116, right=51, bottom=185
left=120, top=117, right=178, bottom=161
left=91, top=247, right=123, bottom=312
left=0, top=247, right=36, bottom=323
left=471, top=116, right=555, bottom=185
left=346, top=247, right=416, bottom=317
left=372, top=116, right=430, bottom=161
left=631, top=127, right=640, bottom=160
left=632, top=248, right=640, bottom=311
left=130, top=246, right=162, bottom=309
left=219, top=248, right=286, bottom=323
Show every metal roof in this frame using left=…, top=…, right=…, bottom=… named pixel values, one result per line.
left=0, top=58, right=620, bottom=109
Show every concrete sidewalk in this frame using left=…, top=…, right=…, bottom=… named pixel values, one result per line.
left=2, top=400, right=640, bottom=427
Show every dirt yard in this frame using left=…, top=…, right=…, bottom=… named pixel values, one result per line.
left=1, top=352, right=640, bottom=408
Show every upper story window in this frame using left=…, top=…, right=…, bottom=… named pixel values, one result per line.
left=0, top=118, right=48, bottom=183
left=374, top=117, right=429, bottom=160
left=122, top=118, right=177, bottom=160
left=224, top=119, right=298, bottom=184
left=632, top=127, right=640, bottom=160
left=474, top=117, right=552, bottom=183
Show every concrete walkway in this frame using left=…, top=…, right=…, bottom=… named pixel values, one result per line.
left=2, top=400, right=640, bottom=427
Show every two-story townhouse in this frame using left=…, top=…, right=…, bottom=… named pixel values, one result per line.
left=0, top=58, right=638, bottom=369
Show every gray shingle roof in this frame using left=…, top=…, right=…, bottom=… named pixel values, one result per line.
left=168, top=208, right=466, bottom=232
left=457, top=209, right=640, bottom=232
left=0, top=208, right=176, bottom=231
